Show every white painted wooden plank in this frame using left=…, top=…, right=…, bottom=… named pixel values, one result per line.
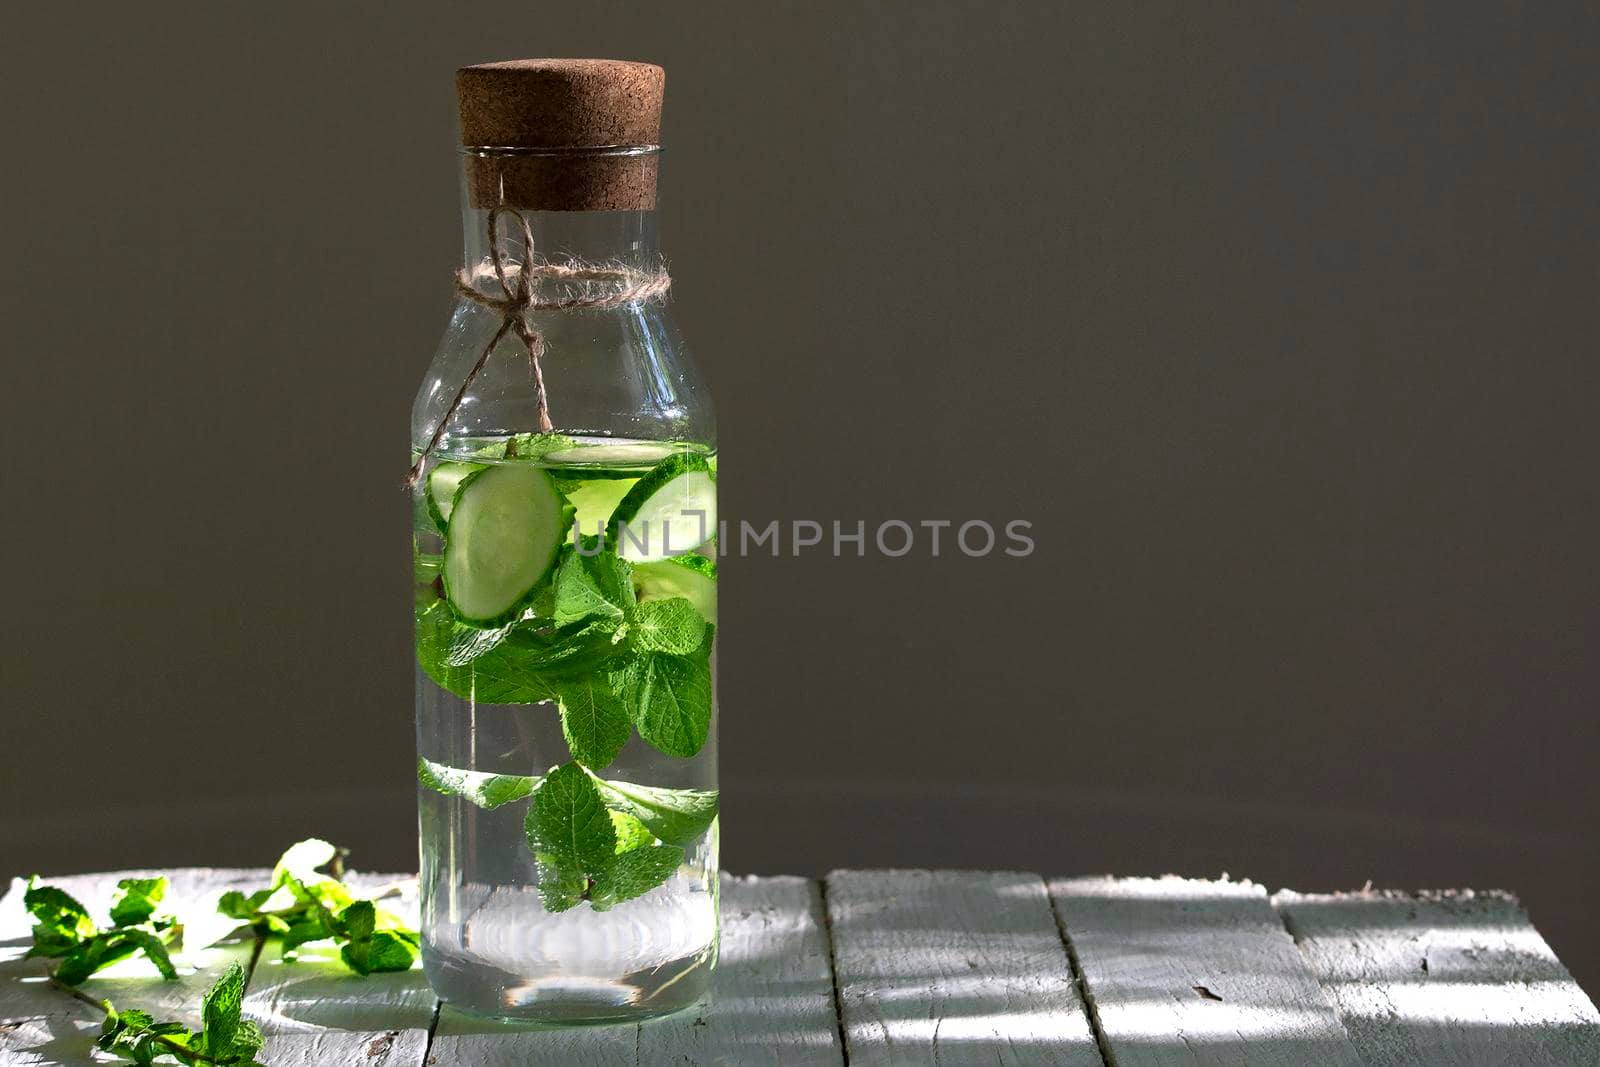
left=0, top=869, right=262, bottom=1063
left=1050, top=875, right=1362, bottom=1066
left=630, top=875, right=844, bottom=1065
left=1274, top=888, right=1600, bottom=1067
left=428, top=874, right=845, bottom=1066
left=245, top=872, right=435, bottom=1067
left=824, top=868, right=1102, bottom=1067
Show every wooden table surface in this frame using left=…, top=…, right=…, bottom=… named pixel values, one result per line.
left=3, top=868, right=1597, bottom=1065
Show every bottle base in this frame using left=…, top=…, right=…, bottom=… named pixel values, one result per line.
left=425, top=946, right=714, bottom=1026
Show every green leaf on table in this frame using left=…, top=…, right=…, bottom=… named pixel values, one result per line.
left=334, top=899, right=419, bottom=975
left=589, top=845, right=685, bottom=911
left=25, top=877, right=179, bottom=985
left=589, top=776, right=720, bottom=848
left=23, top=880, right=96, bottom=957
left=212, top=839, right=417, bottom=977
left=54, top=938, right=136, bottom=985
left=613, top=633, right=713, bottom=758
left=96, top=1003, right=195, bottom=1066
left=279, top=914, right=333, bottom=960
left=217, top=889, right=273, bottom=922
left=109, top=878, right=167, bottom=928
left=556, top=677, right=631, bottom=769
left=271, top=839, right=342, bottom=889
left=113, top=929, right=177, bottom=980
left=200, top=960, right=245, bottom=1059
left=417, top=757, right=539, bottom=810
left=524, top=763, right=616, bottom=872
left=629, top=597, right=707, bottom=655
left=96, top=964, right=268, bottom=1066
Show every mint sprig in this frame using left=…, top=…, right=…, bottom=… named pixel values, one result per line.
left=523, top=763, right=685, bottom=912
left=24, top=877, right=178, bottom=985
left=207, top=840, right=418, bottom=975
left=94, top=961, right=265, bottom=1066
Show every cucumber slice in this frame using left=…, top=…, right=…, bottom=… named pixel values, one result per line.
left=554, top=475, right=640, bottom=539
left=608, top=454, right=717, bottom=562
left=442, top=465, right=572, bottom=626
left=425, top=462, right=483, bottom=530
left=633, top=555, right=717, bottom=625
left=542, top=438, right=682, bottom=468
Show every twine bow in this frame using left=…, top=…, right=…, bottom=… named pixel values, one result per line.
left=406, top=206, right=672, bottom=487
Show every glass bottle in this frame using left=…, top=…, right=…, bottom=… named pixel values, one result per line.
left=410, top=60, right=718, bottom=1024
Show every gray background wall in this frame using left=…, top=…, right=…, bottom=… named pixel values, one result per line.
left=3, top=3, right=1596, bottom=988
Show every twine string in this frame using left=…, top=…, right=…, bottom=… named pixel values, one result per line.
left=406, top=206, right=671, bottom=488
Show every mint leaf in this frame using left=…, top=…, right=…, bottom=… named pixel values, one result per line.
left=590, top=845, right=684, bottom=911
left=23, top=880, right=95, bottom=957
left=556, top=677, right=631, bottom=769
left=493, top=431, right=575, bottom=460
left=350, top=930, right=419, bottom=975
left=535, top=861, right=589, bottom=913
left=230, top=1019, right=267, bottom=1063
left=333, top=900, right=416, bottom=975
left=608, top=810, right=654, bottom=854
left=417, top=757, right=538, bottom=809
left=55, top=940, right=135, bottom=985
left=417, top=609, right=627, bottom=705
left=109, top=878, right=167, bottom=928
left=272, top=839, right=342, bottom=889
left=589, top=776, right=720, bottom=847
left=443, top=621, right=515, bottom=668
left=630, top=597, right=707, bottom=655
left=522, top=763, right=702, bottom=912
left=525, top=763, right=616, bottom=872
left=279, top=915, right=332, bottom=960
left=614, top=635, right=713, bottom=758
left=218, top=889, right=268, bottom=921
left=553, top=544, right=635, bottom=626
left=200, top=961, right=245, bottom=1060
left=114, top=929, right=177, bottom=980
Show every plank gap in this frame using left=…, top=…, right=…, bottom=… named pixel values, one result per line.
left=1046, top=885, right=1117, bottom=1067
left=814, top=875, right=853, bottom=1066
left=421, top=996, right=443, bottom=1064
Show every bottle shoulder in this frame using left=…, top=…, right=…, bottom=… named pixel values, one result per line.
left=412, top=300, right=713, bottom=450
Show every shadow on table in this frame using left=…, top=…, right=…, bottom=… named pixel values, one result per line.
left=0, top=1013, right=101, bottom=1066
left=245, top=952, right=437, bottom=1032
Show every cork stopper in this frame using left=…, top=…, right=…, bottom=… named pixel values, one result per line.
left=456, top=59, right=664, bottom=211
left=457, top=59, right=664, bottom=149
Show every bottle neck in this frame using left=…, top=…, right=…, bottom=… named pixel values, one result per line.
left=457, top=146, right=662, bottom=271
left=459, top=206, right=659, bottom=272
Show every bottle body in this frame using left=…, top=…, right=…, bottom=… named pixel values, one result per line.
left=412, top=192, right=718, bottom=1022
